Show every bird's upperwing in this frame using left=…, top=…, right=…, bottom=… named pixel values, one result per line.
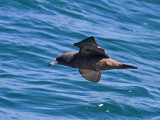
left=74, top=36, right=109, bottom=57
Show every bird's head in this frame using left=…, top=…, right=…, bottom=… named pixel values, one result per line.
left=48, top=53, right=75, bottom=66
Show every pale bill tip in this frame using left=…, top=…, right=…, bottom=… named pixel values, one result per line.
left=48, top=61, right=58, bottom=66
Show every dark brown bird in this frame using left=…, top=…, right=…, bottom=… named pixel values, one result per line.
left=48, top=36, right=137, bottom=83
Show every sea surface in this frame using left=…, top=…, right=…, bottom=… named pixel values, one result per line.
left=0, top=0, right=160, bottom=120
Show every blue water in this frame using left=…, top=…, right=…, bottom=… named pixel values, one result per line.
left=0, top=0, right=160, bottom=119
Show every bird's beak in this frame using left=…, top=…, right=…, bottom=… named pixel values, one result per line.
left=48, top=61, right=58, bottom=66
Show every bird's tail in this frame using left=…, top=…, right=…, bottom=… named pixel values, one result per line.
left=121, top=64, right=138, bottom=69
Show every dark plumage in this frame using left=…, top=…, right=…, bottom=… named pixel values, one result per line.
left=48, top=36, right=137, bottom=82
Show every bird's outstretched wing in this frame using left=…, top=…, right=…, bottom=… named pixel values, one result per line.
left=79, top=69, right=101, bottom=83
left=74, top=36, right=109, bottom=57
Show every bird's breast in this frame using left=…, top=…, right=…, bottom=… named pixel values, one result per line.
left=69, top=55, right=104, bottom=71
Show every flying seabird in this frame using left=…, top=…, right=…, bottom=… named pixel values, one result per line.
left=48, top=36, right=137, bottom=83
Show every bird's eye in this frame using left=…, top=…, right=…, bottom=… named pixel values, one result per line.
left=56, top=57, right=61, bottom=61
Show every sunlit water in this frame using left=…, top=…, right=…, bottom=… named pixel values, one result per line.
left=0, top=0, right=160, bottom=119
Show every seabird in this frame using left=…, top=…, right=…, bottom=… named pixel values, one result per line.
left=48, top=36, right=137, bottom=83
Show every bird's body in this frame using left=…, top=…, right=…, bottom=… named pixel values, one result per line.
left=56, top=52, right=133, bottom=71
left=49, top=36, right=137, bottom=82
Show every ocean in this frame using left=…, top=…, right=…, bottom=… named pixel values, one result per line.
left=0, top=0, right=160, bottom=119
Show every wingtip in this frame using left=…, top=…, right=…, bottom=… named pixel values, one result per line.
left=90, top=36, right=94, bottom=38
left=74, top=36, right=96, bottom=47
